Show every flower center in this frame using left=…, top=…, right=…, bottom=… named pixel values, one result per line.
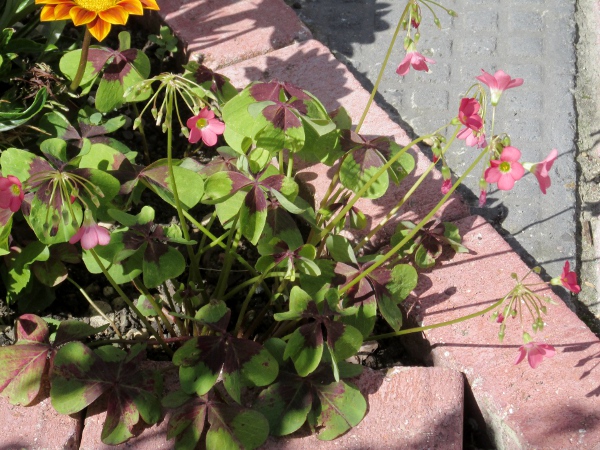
left=10, top=184, right=21, bottom=196
left=74, top=0, right=118, bottom=12
left=196, top=118, right=208, bottom=129
left=499, top=161, right=511, bottom=173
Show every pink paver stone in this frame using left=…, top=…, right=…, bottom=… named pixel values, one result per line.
left=405, top=214, right=600, bottom=449
left=155, top=0, right=311, bottom=69
left=0, top=395, right=80, bottom=449
left=80, top=365, right=463, bottom=449
left=219, top=39, right=469, bottom=243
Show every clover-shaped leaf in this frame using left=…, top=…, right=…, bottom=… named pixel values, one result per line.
left=51, top=342, right=162, bottom=445
left=164, top=390, right=269, bottom=450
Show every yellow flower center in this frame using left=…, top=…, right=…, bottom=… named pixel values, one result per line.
left=499, top=161, right=511, bottom=173
left=196, top=118, right=208, bottom=129
left=10, top=184, right=20, bottom=196
left=74, top=0, right=118, bottom=12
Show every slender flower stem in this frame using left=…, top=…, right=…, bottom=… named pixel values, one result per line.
left=133, top=278, right=178, bottom=337
left=340, top=145, right=489, bottom=295
left=67, top=277, right=123, bottom=339
left=70, top=29, right=92, bottom=92
left=214, top=212, right=241, bottom=300
left=133, top=103, right=151, bottom=165
left=370, top=296, right=506, bottom=340
left=355, top=1, right=411, bottom=133
left=354, top=124, right=458, bottom=251
left=89, top=249, right=172, bottom=356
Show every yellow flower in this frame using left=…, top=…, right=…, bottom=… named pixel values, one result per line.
left=36, top=0, right=160, bottom=42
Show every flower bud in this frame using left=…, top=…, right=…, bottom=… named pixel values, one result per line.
left=448, top=9, right=457, bottom=17
left=502, top=136, right=511, bottom=147
left=403, top=36, right=413, bottom=50
left=133, top=117, right=142, bottom=130
left=441, top=166, right=451, bottom=180
left=498, top=323, right=506, bottom=342
left=434, top=17, right=441, bottom=29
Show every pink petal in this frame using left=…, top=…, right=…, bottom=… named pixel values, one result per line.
left=501, top=146, right=522, bottom=162
left=475, top=70, right=497, bottom=89
left=96, top=227, right=111, bottom=246
left=510, top=161, right=525, bottom=180
left=396, top=54, right=412, bottom=76
left=202, top=129, right=218, bottom=146
left=484, top=166, right=501, bottom=184
left=497, top=173, right=516, bottom=191
left=457, top=127, right=472, bottom=141
left=188, top=127, right=202, bottom=144
left=198, top=108, right=215, bottom=120
left=527, top=346, right=545, bottom=369
left=514, top=346, right=527, bottom=365
left=186, top=115, right=199, bottom=129
left=69, top=227, right=85, bottom=245
left=208, top=119, right=225, bottom=135
left=80, top=228, right=99, bottom=250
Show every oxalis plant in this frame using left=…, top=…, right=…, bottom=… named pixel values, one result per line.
left=0, top=0, right=580, bottom=448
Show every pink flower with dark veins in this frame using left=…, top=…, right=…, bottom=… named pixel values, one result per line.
left=476, top=69, right=524, bottom=106
left=187, top=108, right=225, bottom=146
left=396, top=51, right=435, bottom=76
left=69, top=211, right=111, bottom=250
left=0, top=175, right=24, bottom=225
left=524, top=149, right=558, bottom=194
left=514, top=342, right=556, bottom=369
left=484, top=146, right=524, bottom=191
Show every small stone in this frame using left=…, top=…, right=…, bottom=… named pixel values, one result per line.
left=102, top=286, right=115, bottom=297
left=111, top=297, right=126, bottom=310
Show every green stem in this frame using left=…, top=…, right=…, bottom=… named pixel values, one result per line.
left=133, top=278, right=178, bottom=337
left=89, top=249, right=172, bottom=356
left=355, top=2, right=411, bottom=133
left=214, top=212, right=241, bottom=300
left=340, top=145, right=489, bottom=295
left=354, top=125, right=459, bottom=251
left=67, top=277, right=122, bottom=339
left=70, top=29, right=92, bottom=92
left=370, top=295, right=506, bottom=340
left=133, top=103, right=151, bottom=165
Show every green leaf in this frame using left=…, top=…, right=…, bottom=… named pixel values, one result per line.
left=415, top=244, right=436, bottom=268
left=388, top=264, right=418, bottom=302
left=254, top=380, right=312, bottom=436
left=59, top=49, right=98, bottom=90
left=326, top=235, right=357, bottom=264
left=142, top=245, right=185, bottom=289
left=284, top=328, right=323, bottom=377
left=313, top=380, right=366, bottom=440
left=339, top=149, right=389, bottom=199
left=0, top=87, right=47, bottom=132
left=378, top=293, right=404, bottom=331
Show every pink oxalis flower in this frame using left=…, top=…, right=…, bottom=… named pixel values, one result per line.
left=484, top=146, right=525, bottom=191
left=187, top=108, right=225, bottom=146
left=458, top=97, right=483, bottom=131
left=514, top=341, right=556, bottom=369
left=523, top=149, right=558, bottom=195
left=441, top=179, right=452, bottom=194
left=396, top=51, right=435, bottom=76
left=0, top=175, right=24, bottom=225
left=558, top=261, right=581, bottom=294
left=476, top=69, right=524, bottom=106
left=69, top=211, right=111, bottom=250
left=478, top=190, right=487, bottom=207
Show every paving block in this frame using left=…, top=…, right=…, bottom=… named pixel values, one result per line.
left=0, top=395, right=80, bottom=450
left=80, top=365, right=463, bottom=449
left=403, top=214, right=600, bottom=449
left=262, top=366, right=464, bottom=450
left=219, top=39, right=470, bottom=244
left=155, top=0, right=311, bottom=69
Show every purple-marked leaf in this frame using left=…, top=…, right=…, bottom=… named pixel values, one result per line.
left=262, top=101, right=303, bottom=130
left=249, top=81, right=310, bottom=102
left=173, top=333, right=278, bottom=403
left=51, top=342, right=162, bottom=445
left=0, top=315, right=50, bottom=405
left=165, top=391, right=269, bottom=450
left=87, top=48, right=113, bottom=74
left=31, top=243, right=79, bottom=287
left=311, top=380, right=366, bottom=440
left=240, top=185, right=268, bottom=245
left=53, top=320, right=108, bottom=347
left=140, top=161, right=204, bottom=210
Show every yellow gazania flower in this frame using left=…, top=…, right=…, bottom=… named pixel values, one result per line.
left=36, top=0, right=160, bottom=42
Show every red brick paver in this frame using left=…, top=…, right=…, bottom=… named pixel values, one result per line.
left=155, top=0, right=311, bottom=69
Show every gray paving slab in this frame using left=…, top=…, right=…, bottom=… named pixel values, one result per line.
left=286, top=0, right=578, bottom=299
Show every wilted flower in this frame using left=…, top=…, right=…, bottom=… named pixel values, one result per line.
left=484, top=146, right=524, bottom=191
left=69, top=210, right=111, bottom=250
left=187, top=108, right=225, bottom=146
left=476, top=69, right=523, bottom=106
left=36, top=0, right=159, bottom=41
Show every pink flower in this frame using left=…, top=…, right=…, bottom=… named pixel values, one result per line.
left=478, top=190, right=487, bottom=207
left=396, top=51, right=435, bottom=76
left=69, top=211, right=111, bottom=250
left=458, top=98, right=483, bottom=131
left=560, top=261, right=581, bottom=294
left=0, top=176, right=24, bottom=225
left=514, top=342, right=556, bottom=369
left=476, top=69, right=524, bottom=106
left=441, top=179, right=452, bottom=194
left=187, top=108, right=225, bottom=146
left=457, top=127, right=487, bottom=148
left=525, top=149, right=558, bottom=194
left=484, top=146, right=525, bottom=191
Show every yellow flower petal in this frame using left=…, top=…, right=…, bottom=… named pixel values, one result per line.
left=87, top=17, right=111, bottom=41
left=118, top=0, right=143, bottom=15
left=39, top=5, right=57, bottom=20
left=55, top=3, right=75, bottom=20
left=70, top=6, right=97, bottom=25
left=140, top=0, right=159, bottom=10
left=98, top=6, right=128, bottom=25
